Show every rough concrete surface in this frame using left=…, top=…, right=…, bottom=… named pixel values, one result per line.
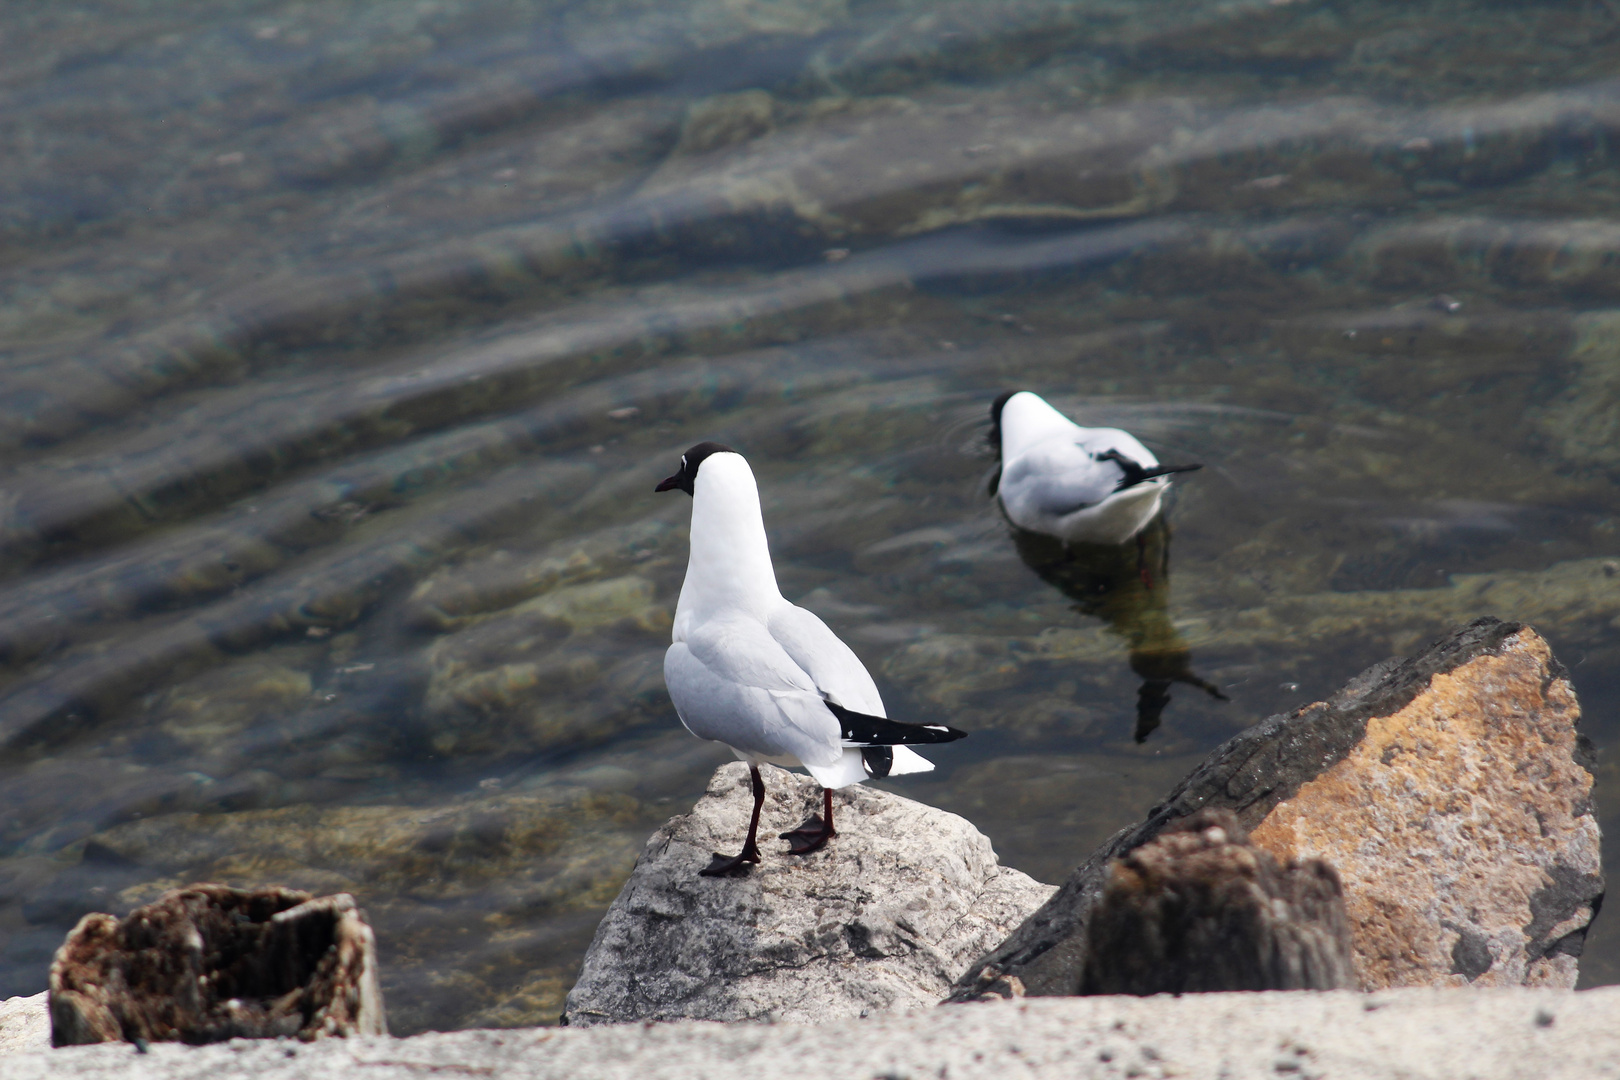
left=957, top=618, right=1603, bottom=998
left=565, top=762, right=1054, bottom=1025
left=5, top=988, right=1620, bottom=1079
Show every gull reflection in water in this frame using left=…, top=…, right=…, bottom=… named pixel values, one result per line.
left=1008, top=515, right=1226, bottom=743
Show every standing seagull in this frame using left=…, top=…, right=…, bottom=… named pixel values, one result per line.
left=656, top=442, right=966, bottom=877
left=990, top=390, right=1203, bottom=547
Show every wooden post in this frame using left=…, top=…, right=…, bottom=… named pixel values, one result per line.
left=1079, top=809, right=1355, bottom=994
left=50, top=884, right=386, bottom=1046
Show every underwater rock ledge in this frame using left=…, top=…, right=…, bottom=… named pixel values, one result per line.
left=953, top=616, right=1603, bottom=1000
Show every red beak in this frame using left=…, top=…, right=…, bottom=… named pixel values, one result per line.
left=655, top=474, right=682, bottom=492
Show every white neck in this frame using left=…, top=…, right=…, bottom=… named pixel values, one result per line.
left=674, top=453, right=782, bottom=631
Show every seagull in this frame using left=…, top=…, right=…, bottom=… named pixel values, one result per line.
left=656, top=442, right=967, bottom=877
left=989, top=390, right=1203, bottom=547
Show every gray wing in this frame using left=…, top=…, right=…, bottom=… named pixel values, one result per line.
left=1002, top=428, right=1162, bottom=517
left=1000, top=441, right=1118, bottom=517
left=664, top=615, right=843, bottom=767
left=767, top=603, right=885, bottom=716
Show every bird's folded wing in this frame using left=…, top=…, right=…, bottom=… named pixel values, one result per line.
left=665, top=623, right=843, bottom=766
left=766, top=603, right=886, bottom=716
left=1002, top=447, right=1117, bottom=515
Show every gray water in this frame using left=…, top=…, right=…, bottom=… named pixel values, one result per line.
left=4, top=0, right=1620, bottom=1033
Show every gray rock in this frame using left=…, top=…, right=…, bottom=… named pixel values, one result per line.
left=0, top=993, right=49, bottom=1055
left=564, top=762, right=1054, bottom=1025
left=954, top=617, right=1604, bottom=999
left=7, top=987, right=1620, bottom=1079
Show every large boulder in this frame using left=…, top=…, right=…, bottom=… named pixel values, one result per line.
left=564, top=763, right=1054, bottom=1025
left=954, top=617, right=1603, bottom=997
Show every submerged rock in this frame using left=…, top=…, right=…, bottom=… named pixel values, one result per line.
left=953, top=617, right=1602, bottom=998
left=564, top=763, right=1054, bottom=1026
left=12, top=776, right=665, bottom=1035
left=887, top=555, right=1620, bottom=710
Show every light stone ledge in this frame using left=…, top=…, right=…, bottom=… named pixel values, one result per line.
left=5, top=987, right=1619, bottom=1080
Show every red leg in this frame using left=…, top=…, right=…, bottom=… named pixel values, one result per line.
left=780, top=786, right=837, bottom=855
left=701, top=765, right=765, bottom=877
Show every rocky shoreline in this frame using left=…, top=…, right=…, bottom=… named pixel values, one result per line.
left=1, top=618, right=1608, bottom=1075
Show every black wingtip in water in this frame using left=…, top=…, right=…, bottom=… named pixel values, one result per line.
left=1093, top=448, right=1203, bottom=492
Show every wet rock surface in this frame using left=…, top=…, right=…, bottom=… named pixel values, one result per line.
left=1079, top=808, right=1354, bottom=995
left=49, top=885, right=384, bottom=1046
left=564, top=762, right=1054, bottom=1025
left=955, top=618, right=1603, bottom=997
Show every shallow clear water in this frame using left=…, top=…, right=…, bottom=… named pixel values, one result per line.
left=4, top=0, right=1620, bottom=1032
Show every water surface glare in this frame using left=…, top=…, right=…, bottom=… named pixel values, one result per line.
left=4, top=0, right=1620, bottom=1031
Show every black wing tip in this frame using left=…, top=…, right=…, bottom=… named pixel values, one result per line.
left=827, top=702, right=969, bottom=745
left=919, top=723, right=968, bottom=742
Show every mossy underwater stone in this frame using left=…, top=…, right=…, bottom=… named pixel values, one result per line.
left=953, top=617, right=1602, bottom=998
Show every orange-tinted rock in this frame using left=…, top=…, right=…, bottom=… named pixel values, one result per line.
left=952, top=617, right=1602, bottom=999
left=1248, top=628, right=1598, bottom=988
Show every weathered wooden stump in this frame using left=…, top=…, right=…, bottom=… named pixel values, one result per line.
left=49, top=883, right=386, bottom=1046
left=1079, top=809, right=1354, bottom=994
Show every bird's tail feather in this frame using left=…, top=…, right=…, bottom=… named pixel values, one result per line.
left=886, top=744, right=934, bottom=775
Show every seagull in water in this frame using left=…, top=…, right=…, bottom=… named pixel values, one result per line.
left=656, top=442, right=967, bottom=877
left=990, top=390, right=1204, bottom=547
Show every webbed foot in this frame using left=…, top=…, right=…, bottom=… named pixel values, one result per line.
left=779, top=815, right=836, bottom=856
left=700, top=841, right=762, bottom=877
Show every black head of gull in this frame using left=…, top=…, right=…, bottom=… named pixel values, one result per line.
left=655, top=441, right=734, bottom=495
left=655, top=442, right=967, bottom=877
left=987, top=389, right=1021, bottom=456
